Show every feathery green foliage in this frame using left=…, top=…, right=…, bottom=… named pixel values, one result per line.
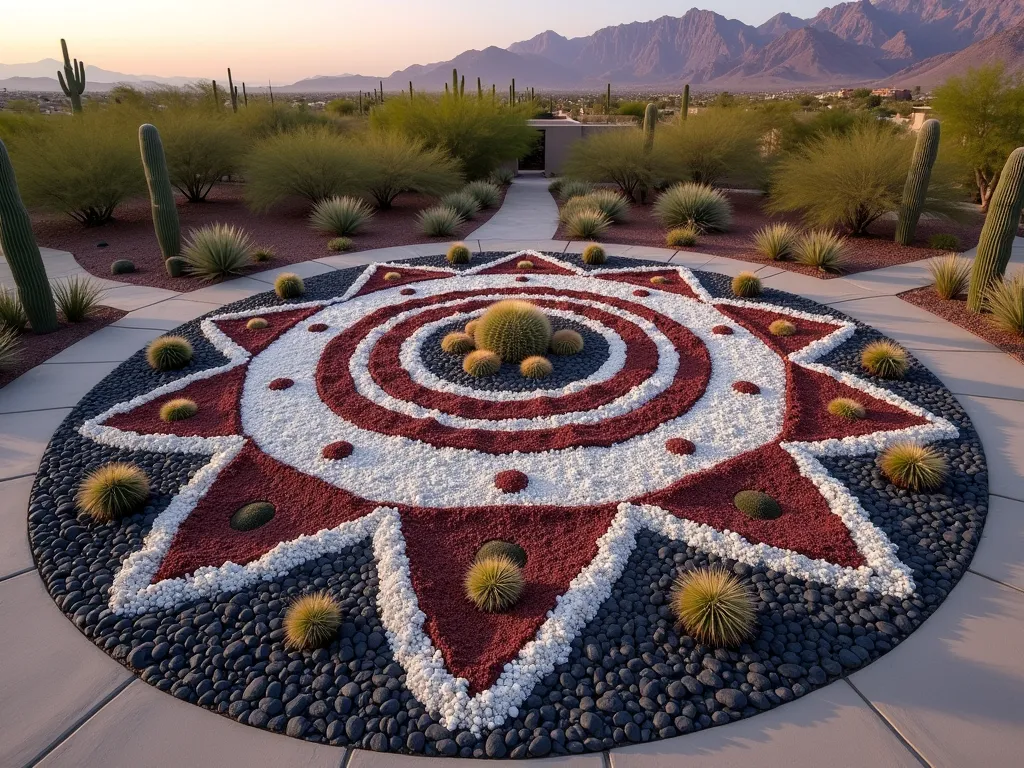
left=182, top=223, right=252, bottom=279
left=927, top=253, right=971, bottom=300
left=578, top=189, right=631, bottom=223
left=658, top=108, right=764, bottom=188
left=985, top=274, right=1024, bottom=335
left=439, top=190, right=481, bottom=220
left=653, top=183, right=733, bottom=233
left=52, top=276, right=103, bottom=322
left=418, top=205, right=465, bottom=237
left=752, top=223, right=799, bottom=261
left=465, top=555, right=525, bottom=612
left=357, top=132, right=463, bottom=208
left=671, top=567, right=756, bottom=648
left=490, top=167, right=515, bottom=186
left=0, top=286, right=28, bottom=333
left=793, top=230, right=847, bottom=273
left=463, top=180, right=501, bottom=209
left=309, top=196, right=374, bottom=236
left=146, top=336, right=193, bottom=371
left=880, top=442, right=948, bottom=492
left=476, top=300, right=552, bottom=363
left=283, top=592, right=342, bottom=650
left=562, top=130, right=663, bottom=200
left=152, top=109, right=241, bottom=202
left=77, top=463, right=149, bottom=522
left=861, top=340, right=909, bottom=379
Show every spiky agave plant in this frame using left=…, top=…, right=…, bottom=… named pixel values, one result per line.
left=182, top=224, right=253, bottom=280
left=283, top=592, right=342, bottom=650
left=671, top=567, right=756, bottom=648
left=52, top=276, right=103, bottom=322
left=465, top=555, right=525, bottom=612
left=309, top=195, right=374, bottom=236
left=879, top=442, right=948, bottom=492
left=653, top=183, right=733, bottom=233
left=77, top=463, right=150, bottom=522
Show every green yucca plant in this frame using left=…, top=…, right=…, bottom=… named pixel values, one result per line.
left=76, top=463, right=150, bottom=522
left=671, top=567, right=756, bottom=648
left=861, top=340, right=909, bottom=379
left=752, top=223, right=799, bottom=261
left=464, top=180, right=502, bottom=209
left=418, top=205, right=465, bottom=237
left=794, top=230, right=847, bottom=273
left=52, top=276, right=103, bottom=322
left=985, top=274, right=1024, bottom=336
left=927, top=253, right=971, bottom=300
left=439, top=190, right=481, bottom=220
left=182, top=224, right=253, bottom=280
left=465, top=555, right=525, bottom=612
left=309, top=195, right=374, bottom=236
left=879, top=442, right=948, bottom=492
left=283, top=592, right=342, bottom=650
left=0, top=286, right=28, bottom=332
left=653, top=183, right=733, bottom=233
left=0, top=327, right=20, bottom=371
left=562, top=207, right=611, bottom=240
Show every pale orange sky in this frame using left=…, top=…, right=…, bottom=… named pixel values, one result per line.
left=2, top=0, right=826, bottom=82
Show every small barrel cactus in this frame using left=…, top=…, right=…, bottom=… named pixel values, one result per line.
left=464, top=555, right=524, bottom=613
left=159, top=398, right=198, bottom=422
left=968, top=147, right=1024, bottom=312
left=895, top=119, right=940, bottom=247
left=230, top=501, right=276, bottom=532
left=463, top=349, right=501, bottom=377
left=110, top=259, right=136, bottom=275
left=275, top=273, right=305, bottom=299
left=476, top=539, right=527, bottom=567
left=165, top=256, right=188, bottom=278
left=475, top=300, right=552, bottom=363
left=550, top=329, right=584, bottom=356
left=520, top=355, right=553, bottom=379
left=732, top=272, right=762, bottom=298
left=139, top=124, right=181, bottom=261
left=246, top=317, right=268, bottom=330
left=861, top=340, right=909, bottom=379
left=146, top=336, right=193, bottom=371
left=733, top=490, right=783, bottom=520
left=446, top=242, right=472, bottom=264
left=441, top=332, right=475, bottom=355
left=581, top=244, right=606, bottom=265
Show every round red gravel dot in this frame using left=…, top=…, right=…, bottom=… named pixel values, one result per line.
left=322, top=441, right=353, bottom=460
left=515, top=276, right=529, bottom=283
left=268, top=378, right=294, bottom=391
left=307, top=323, right=328, bottom=333
left=495, top=470, right=529, bottom=493
left=633, top=289, right=650, bottom=297
left=712, top=325, right=734, bottom=335
left=400, top=288, right=416, bottom=295
left=733, top=381, right=761, bottom=395
left=665, top=438, right=696, bottom=456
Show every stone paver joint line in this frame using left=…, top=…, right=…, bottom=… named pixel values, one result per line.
left=842, top=678, right=932, bottom=768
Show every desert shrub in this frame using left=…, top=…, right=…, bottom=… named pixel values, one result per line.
left=159, top=398, right=198, bottom=422
left=441, top=332, right=475, bottom=354
left=283, top=592, right=342, bottom=650
left=0, top=328, right=19, bottom=371
left=275, top=273, right=305, bottom=299
left=671, top=567, right=756, bottom=648
left=793, top=230, right=847, bottom=273
left=182, top=223, right=252, bottom=279
left=879, top=442, right=948, bottom=491
left=861, top=340, right=909, bottom=379
left=146, top=336, right=193, bottom=371
left=440, top=190, right=481, bottom=220
left=464, top=555, right=524, bottom=612
left=927, top=253, right=971, bottom=300
left=490, top=167, right=515, bottom=186
left=658, top=108, right=764, bottom=187
left=418, top=205, right=465, bottom=237
left=561, top=130, right=664, bottom=200
left=653, top=183, right=733, bottom=233
left=562, top=207, right=611, bottom=240
left=827, top=397, right=866, bottom=420
left=153, top=109, right=241, bottom=202
left=666, top=226, right=699, bottom=247
left=929, top=233, right=962, bottom=251
left=752, top=223, right=799, bottom=261
left=326, top=98, right=357, bottom=116
left=463, top=349, right=501, bottom=377
left=985, top=274, right=1024, bottom=335
left=580, top=189, right=630, bottom=223
left=557, top=179, right=595, bottom=202
left=550, top=329, right=584, bottom=355
left=731, top=272, right=762, bottom=298
left=309, top=195, right=374, bottom=236
left=357, top=132, right=463, bottom=208
left=243, top=126, right=368, bottom=210
left=581, top=244, right=606, bottom=265
left=0, top=287, right=28, bottom=333
left=476, top=300, right=552, bottom=362
left=446, top=242, right=472, bottom=264
left=769, top=319, right=797, bottom=336
left=232, top=100, right=342, bottom=141
left=77, top=463, right=150, bottom=522
left=464, top=180, right=501, bottom=209
left=370, top=94, right=537, bottom=179
left=110, top=259, right=136, bottom=275
left=520, top=355, right=553, bottom=379
left=327, top=237, right=352, bottom=252
left=52, top=276, right=103, bottom=322
left=733, top=490, right=782, bottom=520
left=11, top=110, right=145, bottom=224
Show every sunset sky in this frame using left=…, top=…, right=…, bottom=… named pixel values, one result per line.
left=4, top=0, right=829, bottom=83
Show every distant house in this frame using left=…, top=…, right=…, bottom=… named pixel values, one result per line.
left=872, top=88, right=912, bottom=101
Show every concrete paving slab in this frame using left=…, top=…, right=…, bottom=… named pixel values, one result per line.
left=469, top=175, right=559, bottom=241
left=249, top=260, right=338, bottom=285
left=972, top=495, right=1024, bottom=592
left=842, top=259, right=934, bottom=297
left=98, top=283, right=180, bottom=312
left=609, top=680, right=919, bottom=768
left=669, top=250, right=718, bottom=270
left=0, top=475, right=33, bottom=578
left=562, top=241, right=633, bottom=256
left=37, top=679, right=344, bottom=768
left=43, top=326, right=162, bottom=364
left=824, top=296, right=996, bottom=351
left=350, top=749, right=600, bottom=768
left=905, top=347, right=1023, bottom=400
left=401, top=242, right=453, bottom=257
left=622, top=246, right=677, bottom=263
left=477, top=239, right=569, bottom=254
left=0, top=408, right=69, bottom=480
left=850, top=573, right=1024, bottom=768
left=761, top=270, right=874, bottom=306
left=0, top=571, right=132, bottom=768
left=700, top=256, right=786, bottom=280
left=0, top=361, right=120, bottom=414
left=315, top=250, right=413, bottom=269
left=957, top=395, right=1024, bottom=503
left=184, top=276, right=271, bottom=305
left=110, top=298, right=223, bottom=331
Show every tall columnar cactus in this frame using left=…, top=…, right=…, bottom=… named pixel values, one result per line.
left=409, top=81, right=413, bottom=100
left=212, top=80, right=219, bottom=107
left=0, top=140, right=58, bottom=333
left=682, top=83, right=690, bottom=122
left=512, top=78, right=516, bottom=103
left=227, top=68, right=238, bottom=112
left=379, top=80, right=384, bottom=102
left=642, top=103, right=657, bottom=152
left=477, top=77, right=483, bottom=99
left=968, top=147, right=1024, bottom=312
left=139, top=124, right=181, bottom=261
left=491, top=83, right=496, bottom=102
left=895, top=119, right=941, bottom=246
left=452, top=68, right=459, bottom=96
left=268, top=82, right=275, bottom=106
left=242, top=82, right=248, bottom=106
left=57, top=38, right=86, bottom=114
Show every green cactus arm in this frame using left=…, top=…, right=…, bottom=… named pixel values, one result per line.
left=76, top=58, right=85, bottom=90
left=643, top=102, right=657, bottom=152
left=967, top=146, right=1024, bottom=312
left=57, top=70, right=71, bottom=97
left=895, top=119, right=941, bottom=246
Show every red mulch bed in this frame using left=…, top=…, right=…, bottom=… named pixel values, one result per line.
left=555, top=191, right=984, bottom=280
left=31, top=184, right=505, bottom=293
left=0, top=306, right=126, bottom=388
left=900, top=286, right=1024, bottom=364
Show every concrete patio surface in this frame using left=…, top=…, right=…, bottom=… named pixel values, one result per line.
left=2, top=177, right=1023, bottom=766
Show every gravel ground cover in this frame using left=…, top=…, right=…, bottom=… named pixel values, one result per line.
left=28, top=253, right=986, bottom=757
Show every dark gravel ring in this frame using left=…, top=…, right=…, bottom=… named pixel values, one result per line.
left=27, top=253, right=987, bottom=758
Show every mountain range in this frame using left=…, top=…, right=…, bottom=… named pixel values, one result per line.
left=5, top=1, right=1024, bottom=94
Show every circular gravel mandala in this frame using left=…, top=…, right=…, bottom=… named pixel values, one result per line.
left=28, top=252, right=987, bottom=758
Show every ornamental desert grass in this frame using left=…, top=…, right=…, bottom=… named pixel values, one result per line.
left=182, top=224, right=253, bottom=280
left=861, top=340, right=910, bottom=380
left=446, top=242, right=472, bottom=264
left=76, top=462, right=150, bottom=522
left=465, top=555, right=525, bottom=612
left=327, top=237, right=353, bottom=252
left=653, top=183, right=733, bottom=233
left=356, top=131, right=463, bottom=208
left=309, top=195, right=374, bottom=236
left=671, top=567, right=756, bottom=648
left=581, top=244, right=606, bottom=265
left=927, top=253, right=971, bottom=300
left=929, top=233, right=962, bottom=251
left=561, top=130, right=664, bottom=200
left=520, top=355, right=553, bottom=379
left=283, top=592, right=342, bottom=650
left=418, top=205, right=465, bottom=237
left=275, top=273, right=305, bottom=299
left=490, top=167, right=515, bottom=186
left=984, top=274, right=1024, bottom=336
left=463, top=180, right=502, bottom=209
left=159, top=398, right=198, bottom=422
left=731, top=272, right=762, bottom=298
left=550, top=329, right=584, bottom=356
left=0, top=286, right=28, bottom=332
left=769, top=319, right=797, bottom=337
left=557, top=179, right=595, bottom=202
left=146, top=336, right=193, bottom=371
left=52, top=276, right=103, bottom=322
left=752, top=223, right=799, bottom=261
left=827, top=397, right=866, bottom=420
left=665, top=226, right=699, bottom=247
left=879, top=442, right=948, bottom=492
left=793, top=230, right=847, bottom=273
left=580, top=189, right=631, bottom=223
left=562, top=207, right=611, bottom=240
left=0, top=328, right=20, bottom=371
left=252, top=246, right=275, bottom=263
left=440, top=190, right=481, bottom=220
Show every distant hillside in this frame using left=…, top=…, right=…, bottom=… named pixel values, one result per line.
left=0, top=77, right=127, bottom=93
left=885, top=20, right=1024, bottom=87
left=0, top=59, right=197, bottom=87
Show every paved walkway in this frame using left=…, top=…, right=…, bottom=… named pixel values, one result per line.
left=467, top=173, right=560, bottom=240
left=2, top=233, right=1024, bottom=766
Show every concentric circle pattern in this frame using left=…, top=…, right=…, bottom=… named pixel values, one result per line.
left=28, top=252, right=986, bottom=758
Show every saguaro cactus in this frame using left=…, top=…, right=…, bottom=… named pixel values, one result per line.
left=606, top=83, right=611, bottom=114
left=452, top=68, right=459, bottom=96
left=57, top=39, right=86, bottom=114
left=477, top=77, right=482, bottom=99
left=409, top=81, right=413, bottom=99
left=242, top=82, right=248, bottom=106
left=968, top=147, right=1024, bottom=312
left=895, top=119, right=941, bottom=246
left=379, top=80, right=384, bottom=102
left=460, top=75, right=465, bottom=97
left=212, top=79, right=219, bottom=107
left=139, top=124, right=181, bottom=262
left=642, top=103, right=657, bottom=152
left=682, top=83, right=690, bottom=121
left=0, top=140, right=58, bottom=333
left=227, top=68, right=238, bottom=112
left=512, top=78, right=516, bottom=103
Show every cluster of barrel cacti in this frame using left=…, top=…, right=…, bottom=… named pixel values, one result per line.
left=895, top=119, right=940, bottom=246
left=138, top=125, right=183, bottom=275
left=968, top=147, right=1024, bottom=312
left=57, top=39, right=86, bottom=114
